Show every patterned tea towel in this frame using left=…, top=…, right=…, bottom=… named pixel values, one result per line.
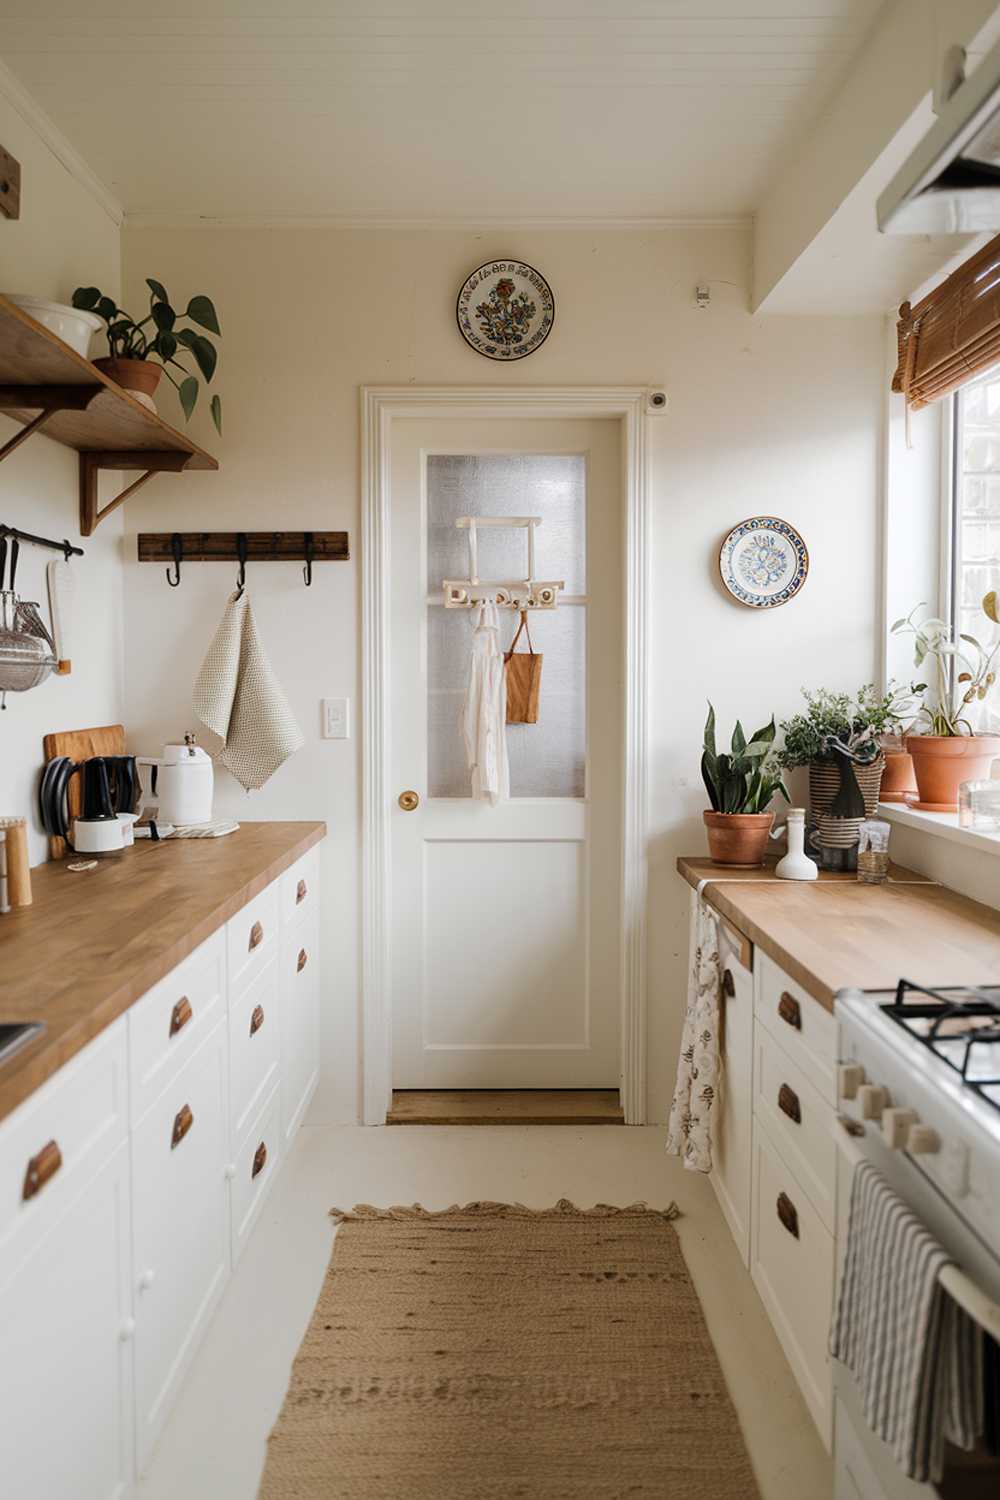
left=193, top=590, right=304, bottom=791
left=666, top=896, right=721, bottom=1173
left=830, top=1159, right=983, bottom=1483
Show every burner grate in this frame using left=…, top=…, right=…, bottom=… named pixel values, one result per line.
left=880, top=980, right=1000, bottom=1112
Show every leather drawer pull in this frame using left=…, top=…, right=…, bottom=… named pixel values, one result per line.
left=776, top=1191, right=799, bottom=1240
left=778, top=992, right=802, bottom=1030
left=778, top=1083, right=802, bottom=1125
left=169, top=996, right=192, bottom=1037
left=252, top=1141, right=267, bottom=1180
left=297, top=948, right=308, bottom=973
left=721, top=968, right=735, bottom=998
left=248, top=920, right=264, bottom=952
left=171, top=1104, right=194, bottom=1150
left=23, top=1140, right=62, bottom=1201
left=296, top=878, right=307, bottom=905
left=250, top=1004, right=265, bottom=1036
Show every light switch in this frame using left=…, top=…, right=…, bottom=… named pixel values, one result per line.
left=322, top=698, right=350, bottom=740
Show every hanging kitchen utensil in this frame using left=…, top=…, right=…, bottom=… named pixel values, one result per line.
left=46, top=558, right=74, bottom=673
left=503, top=610, right=542, bottom=724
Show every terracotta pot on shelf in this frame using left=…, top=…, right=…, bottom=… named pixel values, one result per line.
left=905, top=735, right=1000, bottom=812
left=93, top=356, right=162, bottom=413
left=703, top=810, right=774, bottom=867
left=880, top=750, right=918, bottom=804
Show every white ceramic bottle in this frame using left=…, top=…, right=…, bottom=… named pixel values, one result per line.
left=775, top=807, right=818, bottom=881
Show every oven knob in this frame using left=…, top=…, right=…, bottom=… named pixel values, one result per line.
left=838, top=1063, right=866, bottom=1100
left=882, top=1107, right=918, bottom=1150
left=906, top=1124, right=941, bottom=1156
left=858, top=1084, right=889, bottom=1120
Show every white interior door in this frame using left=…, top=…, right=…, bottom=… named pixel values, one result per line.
left=390, top=417, right=622, bottom=1088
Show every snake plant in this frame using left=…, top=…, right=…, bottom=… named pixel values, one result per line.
left=701, top=704, right=790, bottom=814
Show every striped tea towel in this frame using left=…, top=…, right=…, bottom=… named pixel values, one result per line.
left=830, top=1158, right=983, bottom=1482
left=193, top=590, right=304, bottom=792
left=665, top=896, right=721, bottom=1173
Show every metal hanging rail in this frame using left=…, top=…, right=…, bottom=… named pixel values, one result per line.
left=0, top=523, right=84, bottom=559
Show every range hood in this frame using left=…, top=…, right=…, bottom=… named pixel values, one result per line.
left=879, top=35, right=1000, bottom=233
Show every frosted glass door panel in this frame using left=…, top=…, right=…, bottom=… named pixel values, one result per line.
left=426, top=453, right=585, bottom=594
left=427, top=452, right=586, bottom=799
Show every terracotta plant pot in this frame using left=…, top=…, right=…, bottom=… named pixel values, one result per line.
left=880, top=750, right=918, bottom=804
left=93, top=356, right=162, bottom=413
left=905, top=735, right=1000, bottom=812
left=703, top=810, right=774, bottom=867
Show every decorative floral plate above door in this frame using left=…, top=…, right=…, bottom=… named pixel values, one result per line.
left=718, top=516, right=809, bottom=609
left=456, top=260, right=555, bottom=361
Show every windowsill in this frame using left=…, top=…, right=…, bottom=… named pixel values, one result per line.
left=879, top=801, right=1000, bottom=857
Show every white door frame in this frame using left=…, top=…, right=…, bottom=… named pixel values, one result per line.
left=361, top=386, right=651, bottom=1124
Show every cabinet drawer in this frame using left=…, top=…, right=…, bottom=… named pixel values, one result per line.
left=280, top=916, right=320, bottom=1144
left=755, top=950, right=837, bottom=1104
left=129, top=930, right=225, bottom=1123
left=279, top=847, right=319, bottom=930
left=227, top=881, right=279, bottom=992
left=231, top=1083, right=280, bottom=1265
left=754, top=1022, right=837, bottom=1232
left=751, top=1118, right=834, bottom=1447
left=0, top=1020, right=127, bottom=1274
left=132, top=1021, right=229, bottom=1471
left=229, top=957, right=280, bottom=1148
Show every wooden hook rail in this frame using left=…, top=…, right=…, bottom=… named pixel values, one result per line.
left=137, top=530, right=349, bottom=587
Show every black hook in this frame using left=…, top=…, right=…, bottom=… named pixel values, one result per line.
left=236, top=532, right=248, bottom=596
left=166, top=532, right=183, bottom=587
left=8, top=537, right=18, bottom=593
left=303, top=531, right=314, bottom=587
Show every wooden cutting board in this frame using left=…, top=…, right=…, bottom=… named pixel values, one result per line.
left=42, top=723, right=126, bottom=859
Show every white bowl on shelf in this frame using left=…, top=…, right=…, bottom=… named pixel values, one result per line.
left=4, top=295, right=103, bottom=358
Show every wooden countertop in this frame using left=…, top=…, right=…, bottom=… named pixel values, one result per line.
left=677, top=856, right=1000, bottom=1012
left=0, top=822, right=325, bottom=1123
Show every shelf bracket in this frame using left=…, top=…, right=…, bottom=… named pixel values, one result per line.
left=0, top=385, right=102, bottom=466
left=79, top=450, right=195, bottom=536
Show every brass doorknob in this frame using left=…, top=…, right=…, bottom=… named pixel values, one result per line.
left=398, top=790, right=420, bottom=811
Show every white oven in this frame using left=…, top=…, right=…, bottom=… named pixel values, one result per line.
left=833, top=985, right=1000, bottom=1500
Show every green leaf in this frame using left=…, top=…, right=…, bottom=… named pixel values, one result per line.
left=185, top=295, right=220, bottom=334
left=155, top=330, right=177, bottom=362
left=151, top=301, right=175, bottom=332
left=178, top=376, right=198, bottom=422
left=210, top=393, right=222, bottom=435
left=72, top=286, right=101, bottom=310
left=731, top=721, right=747, bottom=757
left=177, top=329, right=216, bottom=382
left=748, top=717, right=776, bottom=748
left=890, top=617, right=907, bottom=632
left=703, top=703, right=717, bottom=760
left=701, top=750, right=720, bottom=812
left=96, top=296, right=118, bottom=322
left=146, top=278, right=170, bottom=304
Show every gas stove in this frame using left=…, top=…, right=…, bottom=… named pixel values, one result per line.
left=879, top=982, right=1000, bottom=1115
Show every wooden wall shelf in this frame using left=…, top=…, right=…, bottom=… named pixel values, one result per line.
left=0, top=292, right=218, bottom=535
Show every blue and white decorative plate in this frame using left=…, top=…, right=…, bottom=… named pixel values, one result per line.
left=719, top=517, right=808, bottom=609
left=456, top=260, right=555, bottom=361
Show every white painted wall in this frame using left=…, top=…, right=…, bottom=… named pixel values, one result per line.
left=0, top=78, right=123, bottom=866
left=119, top=225, right=884, bottom=1122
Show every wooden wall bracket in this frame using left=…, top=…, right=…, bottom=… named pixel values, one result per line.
left=0, top=385, right=101, bottom=465
left=80, top=450, right=195, bottom=536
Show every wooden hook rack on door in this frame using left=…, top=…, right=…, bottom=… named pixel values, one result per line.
left=136, top=530, right=349, bottom=588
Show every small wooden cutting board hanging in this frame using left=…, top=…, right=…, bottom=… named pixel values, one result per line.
left=504, top=611, right=541, bottom=724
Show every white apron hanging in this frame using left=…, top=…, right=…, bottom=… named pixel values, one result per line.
left=665, top=896, right=722, bottom=1173
left=462, top=600, right=509, bottom=805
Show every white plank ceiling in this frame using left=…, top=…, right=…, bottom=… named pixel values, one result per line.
left=0, top=0, right=886, bottom=222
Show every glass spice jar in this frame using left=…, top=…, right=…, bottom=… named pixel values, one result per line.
left=857, top=818, right=891, bottom=885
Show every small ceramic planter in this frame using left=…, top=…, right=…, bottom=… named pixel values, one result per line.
left=93, top=357, right=162, bottom=413
left=905, top=734, right=1000, bottom=812
left=880, top=750, right=918, bottom=804
left=703, top=810, right=774, bottom=867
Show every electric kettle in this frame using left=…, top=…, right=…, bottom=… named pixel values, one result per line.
left=138, top=733, right=214, bottom=826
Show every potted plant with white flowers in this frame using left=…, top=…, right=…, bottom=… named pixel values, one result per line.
left=892, top=597, right=1000, bottom=810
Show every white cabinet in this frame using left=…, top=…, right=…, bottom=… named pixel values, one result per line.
left=131, top=1021, right=229, bottom=1471
left=280, top=912, right=320, bottom=1144
left=0, top=1138, right=133, bottom=1500
left=708, top=912, right=754, bottom=1266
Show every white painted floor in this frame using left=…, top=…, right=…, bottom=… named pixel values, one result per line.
left=139, top=1124, right=832, bottom=1500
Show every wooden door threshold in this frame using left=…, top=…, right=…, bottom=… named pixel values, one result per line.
left=386, top=1089, right=624, bottom=1126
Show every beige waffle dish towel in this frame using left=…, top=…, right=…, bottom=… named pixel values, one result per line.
left=193, top=590, right=304, bottom=791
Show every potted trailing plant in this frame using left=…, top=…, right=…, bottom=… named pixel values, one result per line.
left=892, top=598, right=1000, bottom=810
left=72, top=279, right=222, bottom=434
left=701, top=705, right=789, bottom=866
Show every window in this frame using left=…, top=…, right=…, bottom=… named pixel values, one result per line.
left=950, top=372, right=1000, bottom=731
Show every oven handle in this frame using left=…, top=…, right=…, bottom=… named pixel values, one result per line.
left=835, top=1116, right=1000, bottom=1340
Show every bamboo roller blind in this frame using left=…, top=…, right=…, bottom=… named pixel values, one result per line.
left=894, top=234, right=1000, bottom=408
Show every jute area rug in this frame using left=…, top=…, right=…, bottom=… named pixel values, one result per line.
left=259, top=1200, right=760, bottom=1500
